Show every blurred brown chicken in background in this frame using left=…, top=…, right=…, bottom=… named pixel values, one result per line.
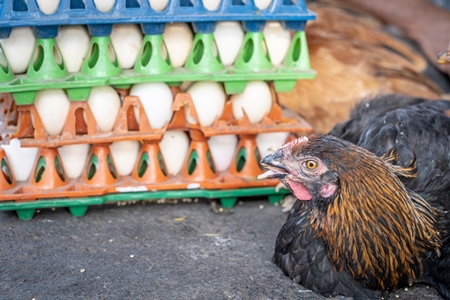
left=278, top=0, right=450, bottom=134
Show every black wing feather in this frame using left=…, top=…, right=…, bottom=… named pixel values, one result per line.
left=273, top=201, right=382, bottom=299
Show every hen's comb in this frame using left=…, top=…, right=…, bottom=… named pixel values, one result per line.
left=282, top=136, right=309, bottom=150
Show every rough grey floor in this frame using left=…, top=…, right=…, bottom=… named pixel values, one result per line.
left=0, top=199, right=443, bottom=300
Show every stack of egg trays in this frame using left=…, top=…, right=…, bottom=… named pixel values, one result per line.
left=0, top=0, right=315, bottom=219
left=0, top=0, right=316, bottom=103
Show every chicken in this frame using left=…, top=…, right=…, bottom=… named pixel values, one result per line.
left=259, top=133, right=450, bottom=298
left=278, top=1, right=445, bottom=134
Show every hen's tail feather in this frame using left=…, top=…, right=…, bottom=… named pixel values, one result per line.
left=431, top=241, right=450, bottom=300
left=382, top=149, right=418, bottom=178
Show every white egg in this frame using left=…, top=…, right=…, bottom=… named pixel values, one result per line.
left=129, top=82, right=173, bottom=129
left=213, top=22, right=244, bottom=66
left=1, top=138, right=39, bottom=182
left=94, top=0, right=116, bottom=12
left=207, top=134, right=238, bottom=172
left=110, top=24, right=143, bottom=69
left=263, top=22, right=291, bottom=66
left=109, top=141, right=141, bottom=176
left=56, top=26, right=90, bottom=73
left=202, top=0, right=221, bottom=10
left=186, top=81, right=226, bottom=126
left=57, top=144, right=91, bottom=179
left=147, top=0, right=169, bottom=11
left=0, top=27, right=36, bottom=74
left=36, top=0, right=60, bottom=14
left=231, top=81, right=272, bottom=124
left=243, top=0, right=272, bottom=9
left=87, top=86, right=121, bottom=132
left=163, top=23, right=193, bottom=68
left=159, top=130, right=190, bottom=176
left=256, top=132, right=289, bottom=158
left=35, top=89, right=71, bottom=136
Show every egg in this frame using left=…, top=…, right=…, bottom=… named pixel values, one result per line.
left=207, top=134, right=238, bottom=172
left=129, top=82, right=173, bottom=129
left=147, top=0, right=169, bottom=11
left=256, top=0, right=273, bottom=9
left=202, top=0, right=221, bottom=10
left=159, top=130, right=190, bottom=176
left=35, top=89, right=71, bottom=136
left=231, top=81, right=272, bottom=123
left=56, top=26, right=91, bottom=73
left=243, top=0, right=272, bottom=10
left=87, top=86, right=121, bottom=132
left=163, top=23, right=193, bottom=68
left=94, top=0, right=116, bottom=12
left=256, top=132, right=289, bottom=158
left=213, top=22, right=244, bottom=66
left=1, top=138, right=39, bottom=182
left=263, top=22, right=291, bottom=66
left=186, top=81, right=226, bottom=126
left=110, top=24, right=143, bottom=69
left=109, top=141, right=141, bottom=176
left=0, top=27, right=36, bottom=74
left=36, top=0, right=60, bottom=14
left=57, top=144, right=91, bottom=179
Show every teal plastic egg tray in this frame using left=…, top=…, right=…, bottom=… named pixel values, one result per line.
left=0, top=187, right=289, bottom=220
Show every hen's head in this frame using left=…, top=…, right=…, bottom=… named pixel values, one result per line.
left=259, top=135, right=354, bottom=209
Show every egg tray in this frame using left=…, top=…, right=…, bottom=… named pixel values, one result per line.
left=2, top=84, right=313, bottom=148
left=0, top=145, right=284, bottom=202
left=0, top=137, right=290, bottom=210
left=0, top=187, right=290, bottom=220
left=0, top=30, right=314, bottom=103
left=0, top=0, right=315, bottom=38
left=0, top=94, right=305, bottom=219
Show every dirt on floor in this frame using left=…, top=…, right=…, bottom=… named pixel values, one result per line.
left=0, top=199, right=443, bottom=300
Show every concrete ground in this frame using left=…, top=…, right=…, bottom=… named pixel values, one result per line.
left=0, top=199, right=443, bottom=300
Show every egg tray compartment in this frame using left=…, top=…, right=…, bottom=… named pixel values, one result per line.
left=0, top=0, right=315, bottom=37
left=0, top=187, right=290, bottom=220
left=0, top=28, right=314, bottom=103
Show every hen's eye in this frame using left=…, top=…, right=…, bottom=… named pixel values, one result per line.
left=305, top=160, right=318, bottom=170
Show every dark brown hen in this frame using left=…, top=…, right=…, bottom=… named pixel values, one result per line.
left=259, top=134, right=450, bottom=299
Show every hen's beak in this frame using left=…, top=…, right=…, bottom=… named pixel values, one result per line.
left=437, top=45, right=450, bottom=65
left=258, top=150, right=290, bottom=180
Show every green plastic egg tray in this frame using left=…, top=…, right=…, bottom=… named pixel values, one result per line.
left=0, top=31, right=314, bottom=104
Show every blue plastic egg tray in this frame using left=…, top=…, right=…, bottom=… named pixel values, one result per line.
left=0, top=0, right=315, bottom=37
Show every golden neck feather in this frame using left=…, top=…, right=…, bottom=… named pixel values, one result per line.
left=310, top=149, right=441, bottom=290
